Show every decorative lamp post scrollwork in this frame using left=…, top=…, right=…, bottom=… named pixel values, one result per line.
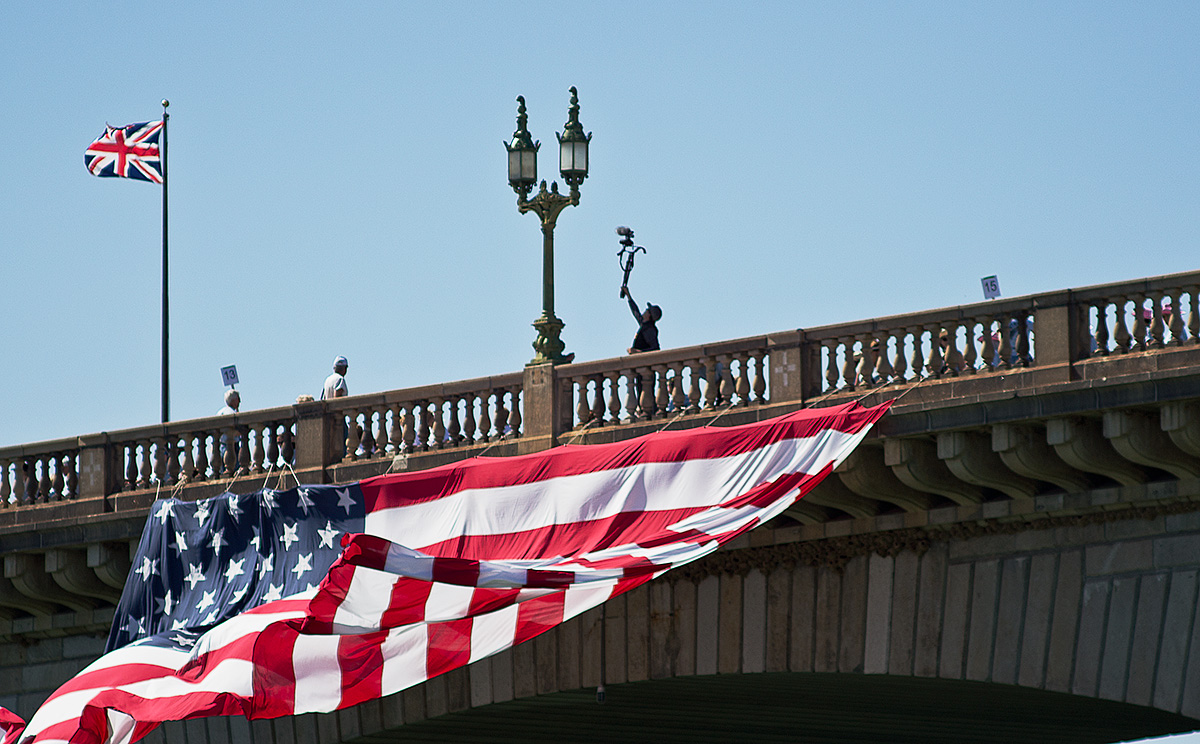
left=505, top=87, right=592, bottom=366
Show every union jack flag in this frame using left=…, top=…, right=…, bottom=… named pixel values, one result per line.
left=84, top=121, right=164, bottom=184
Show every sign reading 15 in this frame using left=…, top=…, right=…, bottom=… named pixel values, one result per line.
left=981, top=275, right=1001, bottom=300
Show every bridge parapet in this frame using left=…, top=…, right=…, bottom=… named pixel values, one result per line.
left=0, top=270, right=1197, bottom=635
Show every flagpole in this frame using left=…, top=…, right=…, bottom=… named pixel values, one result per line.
left=161, top=99, right=170, bottom=424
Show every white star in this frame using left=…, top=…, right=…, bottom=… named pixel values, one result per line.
left=291, top=553, right=313, bottom=580
left=154, top=500, right=175, bottom=524
left=336, top=488, right=355, bottom=515
left=171, top=633, right=196, bottom=647
left=263, top=583, right=284, bottom=602
left=171, top=618, right=189, bottom=630
left=262, top=490, right=279, bottom=514
left=156, top=589, right=176, bottom=617
left=224, top=557, right=246, bottom=583
left=258, top=554, right=273, bottom=581
left=281, top=522, right=299, bottom=551
left=135, top=557, right=159, bottom=582
left=250, top=530, right=261, bottom=553
left=231, top=585, right=249, bottom=603
left=196, top=590, right=216, bottom=613
left=210, top=528, right=227, bottom=555
left=170, top=531, right=188, bottom=556
left=226, top=493, right=242, bottom=521
left=194, top=500, right=211, bottom=524
left=297, top=489, right=315, bottom=516
left=185, top=563, right=206, bottom=590
left=201, top=609, right=221, bottom=625
left=317, top=521, right=339, bottom=549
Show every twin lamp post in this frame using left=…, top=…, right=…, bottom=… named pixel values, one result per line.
left=505, top=87, right=591, bottom=366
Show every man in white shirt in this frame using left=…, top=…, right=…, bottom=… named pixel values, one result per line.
left=322, top=356, right=349, bottom=400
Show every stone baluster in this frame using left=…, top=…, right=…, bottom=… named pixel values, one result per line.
left=872, top=336, right=893, bottom=384
left=361, top=410, right=378, bottom=456
left=1183, top=285, right=1199, bottom=344
left=123, top=445, right=137, bottom=489
left=65, top=453, right=78, bottom=499
left=606, top=372, right=623, bottom=423
left=1091, top=302, right=1109, bottom=357
left=575, top=379, right=592, bottom=427
left=429, top=400, right=445, bottom=449
left=907, top=327, right=924, bottom=380
left=1111, top=296, right=1131, bottom=353
left=248, top=429, right=263, bottom=474
left=282, top=425, right=295, bottom=465
left=732, top=354, right=749, bottom=406
left=266, top=426, right=280, bottom=469
left=150, top=439, right=166, bottom=486
left=398, top=405, right=415, bottom=451
left=412, top=403, right=428, bottom=450
left=589, top=376, right=606, bottom=425
left=652, top=365, right=669, bottom=417
left=237, top=429, right=251, bottom=475
left=193, top=433, right=209, bottom=481
left=672, top=363, right=689, bottom=412
left=619, top=368, right=637, bottom=420
left=475, top=396, right=490, bottom=443
left=457, top=399, right=475, bottom=446
left=50, top=455, right=64, bottom=500
left=221, top=428, right=238, bottom=476
left=375, top=407, right=389, bottom=453
left=509, top=391, right=522, bottom=437
left=388, top=404, right=405, bottom=452
left=1166, top=292, right=1184, bottom=345
left=1016, top=315, right=1031, bottom=366
left=890, top=332, right=909, bottom=382
left=164, top=438, right=179, bottom=484
left=0, top=459, right=10, bottom=506
left=961, top=321, right=978, bottom=374
left=703, top=357, right=720, bottom=408
left=717, top=355, right=735, bottom=406
left=1148, top=291, right=1166, bottom=348
left=446, top=398, right=462, bottom=447
left=686, top=361, right=703, bottom=414
left=344, top=411, right=361, bottom=459
left=996, top=315, right=1013, bottom=369
left=821, top=341, right=838, bottom=392
left=925, top=325, right=944, bottom=377
left=21, top=458, right=35, bottom=506
left=1133, top=296, right=1150, bottom=352
left=850, top=335, right=870, bottom=388
left=494, top=391, right=510, bottom=438
left=178, top=436, right=195, bottom=484
left=836, top=338, right=854, bottom=390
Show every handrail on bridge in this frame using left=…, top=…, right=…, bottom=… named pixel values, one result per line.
left=2, top=270, right=1197, bottom=508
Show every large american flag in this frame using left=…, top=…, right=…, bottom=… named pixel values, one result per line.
left=84, top=121, right=163, bottom=184
left=0, top=401, right=888, bottom=744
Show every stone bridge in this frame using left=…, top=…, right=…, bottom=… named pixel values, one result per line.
left=2, top=270, right=1200, bottom=742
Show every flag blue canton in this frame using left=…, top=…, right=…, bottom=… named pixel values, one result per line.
left=107, top=484, right=366, bottom=653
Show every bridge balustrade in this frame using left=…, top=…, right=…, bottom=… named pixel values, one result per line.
left=1, top=270, right=1198, bottom=509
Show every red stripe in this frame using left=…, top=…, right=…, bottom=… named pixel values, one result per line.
left=360, top=402, right=888, bottom=512
left=426, top=618, right=473, bottom=679
left=250, top=623, right=298, bottom=718
left=431, top=556, right=481, bottom=585
left=512, top=591, right=566, bottom=645
left=338, top=632, right=387, bottom=708
left=379, top=577, right=434, bottom=627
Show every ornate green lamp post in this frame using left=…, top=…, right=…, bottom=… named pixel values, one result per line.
left=505, top=87, right=592, bottom=366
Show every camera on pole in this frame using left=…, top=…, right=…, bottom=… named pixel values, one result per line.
left=616, top=226, right=646, bottom=297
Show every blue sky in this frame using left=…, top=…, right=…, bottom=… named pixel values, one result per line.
left=2, top=1, right=1197, bottom=457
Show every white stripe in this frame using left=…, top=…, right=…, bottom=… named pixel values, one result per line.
left=377, top=624, right=429, bottom=699
left=332, top=566, right=401, bottom=632
left=292, top=635, right=345, bottom=712
left=365, top=429, right=864, bottom=549
left=467, top=603, right=520, bottom=663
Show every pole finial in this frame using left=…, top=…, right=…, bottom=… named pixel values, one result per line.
left=162, top=99, right=170, bottom=109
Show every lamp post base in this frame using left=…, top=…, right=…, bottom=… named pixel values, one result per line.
left=529, top=312, right=573, bottom=366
